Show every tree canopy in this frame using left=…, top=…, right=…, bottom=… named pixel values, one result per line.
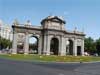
left=85, top=37, right=96, bottom=53
left=85, top=37, right=100, bottom=55
left=0, top=36, right=12, bottom=50
left=95, top=38, right=100, bottom=55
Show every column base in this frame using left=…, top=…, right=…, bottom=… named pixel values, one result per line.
left=12, top=53, right=17, bottom=54
left=38, top=51, right=42, bottom=55
left=24, top=53, right=28, bottom=55
left=74, top=55, right=77, bottom=56
left=81, top=54, right=84, bottom=56
left=46, top=53, right=50, bottom=55
left=73, top=54, right=77, bottom=56
left=60, top=51, right=66, bottom=56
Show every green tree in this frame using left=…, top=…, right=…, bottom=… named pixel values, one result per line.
left=95, top=38, right=100, bottom=55
left=84, top=37, right=96, bottom=54
left=0, top=36, right=12, bottom=50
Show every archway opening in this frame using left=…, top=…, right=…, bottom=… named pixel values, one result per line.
left=17, top=42, right=24, bottom=54
left=29, top=36, right=38, bottom=54
left=77, top=46, right=81, bottom=55
left=50, top=38, right=59, bottom=55
left=68, top=40, right=73, bottom=55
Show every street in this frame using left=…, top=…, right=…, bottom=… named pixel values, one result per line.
left=0, top=58, right=100, bottom=75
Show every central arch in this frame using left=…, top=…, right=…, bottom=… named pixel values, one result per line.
left=50, top=38, right=59, bottom=55
left=29, top=36, right=38, bottom=54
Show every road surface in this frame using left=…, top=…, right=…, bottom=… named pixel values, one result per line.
left=0, top=58, right=100, bottom=75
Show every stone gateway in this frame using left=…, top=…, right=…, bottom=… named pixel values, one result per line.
left=12, top=16, right=85, bottom=56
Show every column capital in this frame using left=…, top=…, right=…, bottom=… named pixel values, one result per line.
left=82, top=38, right=85, bottom=40
left=25, top=32, right=29, bottom=35
left=13, top=30, right=17, bottom=34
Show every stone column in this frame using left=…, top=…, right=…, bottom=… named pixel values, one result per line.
left=46, top=36, right=50, bottom=55
left=43, top=35, right=50, bottom=55
left=43, top=35, right=47, bottom=55
left=59, top=37, right=61, bottom=55
left=38, top=35, right=42, bottom=55
left=73, top=39, right=77, bottom=56
left=81, top=39, right=84, bottom=56
left=12, top=31, right=17, bottom=54
left=60, top=36, right=66, bottom=56
left=24, top=33, right=29, bottom=54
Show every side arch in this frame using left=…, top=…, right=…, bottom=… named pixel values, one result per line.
left=66, top=39, right=74, bottom=55
left=50, top=37, right=59, bottom=55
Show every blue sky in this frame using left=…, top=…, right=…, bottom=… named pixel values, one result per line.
left=0, top=0, right=100, bottom=40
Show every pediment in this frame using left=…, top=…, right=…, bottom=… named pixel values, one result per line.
left=41, top=16, right=66, bottom=24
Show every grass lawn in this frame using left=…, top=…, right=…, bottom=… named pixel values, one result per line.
left=0, top=54, right=100, bottom=62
